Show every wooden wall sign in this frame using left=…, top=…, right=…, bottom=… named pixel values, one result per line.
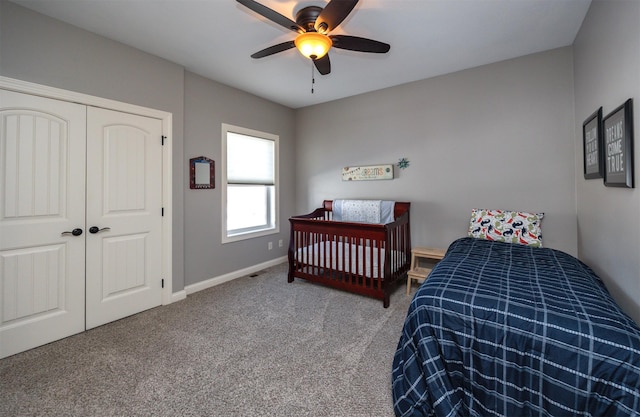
left=342, top=164, right=394, bottom=181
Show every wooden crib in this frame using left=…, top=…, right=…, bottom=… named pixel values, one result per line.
left=287, top=200, right=411, bottom=307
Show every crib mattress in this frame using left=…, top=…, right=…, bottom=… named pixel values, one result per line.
left=295, top=241, right=401, bottom=279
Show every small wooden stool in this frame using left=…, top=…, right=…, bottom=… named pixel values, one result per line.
left=406, top=247, right=446, bottom=295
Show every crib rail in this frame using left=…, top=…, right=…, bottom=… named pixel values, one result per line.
left=288, top=202, right=411, bottom=307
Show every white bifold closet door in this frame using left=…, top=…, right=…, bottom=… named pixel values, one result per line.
left=0, top=89, right=163, bottom=359
left=85, top=106, right=163, bottom=330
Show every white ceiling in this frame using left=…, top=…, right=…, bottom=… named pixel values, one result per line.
left=11, top=0, right=591, bottom=109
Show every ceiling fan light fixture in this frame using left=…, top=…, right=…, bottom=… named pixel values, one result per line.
left=294, top=32, right=332, bottom=60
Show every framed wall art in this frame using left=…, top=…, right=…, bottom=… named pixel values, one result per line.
left=190, top=156, right=215, bottom=189
left=603, top=99, right=634, bottom=188
left=342, top=164, right=394, bottom=181
left=583, top=107, right=603, bottom=179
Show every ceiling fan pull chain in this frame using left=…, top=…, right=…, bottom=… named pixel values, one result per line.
left=311, top=61, right=315, bottom=94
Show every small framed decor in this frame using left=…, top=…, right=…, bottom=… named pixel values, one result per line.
left=190, top=156, right=215, bottom=189
left=342, top=164, right=394, bottom=181
left=583, top=107, right=603, bottom=179
left=603, top=99, right=634, bottom=188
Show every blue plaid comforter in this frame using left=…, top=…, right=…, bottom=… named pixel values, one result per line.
left=392, top=237, right=640, bottom=416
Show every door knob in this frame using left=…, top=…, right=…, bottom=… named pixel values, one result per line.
left=89, top=226, right=111, bottom=234
left=61, top=228, right=83, bottom=236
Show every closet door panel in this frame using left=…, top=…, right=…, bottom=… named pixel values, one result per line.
left=85, top=107, right=163, bottom=330
left=0, top=89, right=86, bottom=359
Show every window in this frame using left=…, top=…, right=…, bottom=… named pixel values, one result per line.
left=222, top=124, right=279, bottom=243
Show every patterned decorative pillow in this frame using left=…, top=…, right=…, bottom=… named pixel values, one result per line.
left=468, top=208, right=544, bottom=247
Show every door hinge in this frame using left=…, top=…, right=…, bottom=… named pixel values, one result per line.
left=162, top=207, right=164, bottom=216
left=161, top=135, right=167, bottom=145
left=161, top=279, right=164, bottom=288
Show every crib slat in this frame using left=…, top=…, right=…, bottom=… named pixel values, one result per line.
left=375, top=240, right=381, bottom=289
left=367, top=238, right=373, bottom=289
left=342, top=236, right=348, bottom=283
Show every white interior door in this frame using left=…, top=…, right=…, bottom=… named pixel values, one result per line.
left=0, top=89, right=86, bottom=359
left=85, top=107, right=163, bottom=330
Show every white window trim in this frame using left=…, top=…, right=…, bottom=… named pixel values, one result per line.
left=221, top=123, right=279, bottom=244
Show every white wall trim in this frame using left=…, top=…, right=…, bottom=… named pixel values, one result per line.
left=0, top=76, right=175, bottom=305
left=170, top=290, right=187, bottom=303
left=220, top=123, right=280, bottom=244
left=185, top=257, right=287, bottom=295
left=0, top=76, right=169, bottom=119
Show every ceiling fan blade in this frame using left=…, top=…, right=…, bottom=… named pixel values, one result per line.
left=329, top=35, right=390, bottom=53
left=236, top=0, right=303, bottom=32
left=314, top=0, right=358, bottom=33
left=250, top=41, right=296, bottom=58
left=314, top=54, right=331, bottom=75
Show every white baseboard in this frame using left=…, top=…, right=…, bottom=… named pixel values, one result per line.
left=169, top=290, right=187, bottom=303
left=184, top=256, right=288, bottom=296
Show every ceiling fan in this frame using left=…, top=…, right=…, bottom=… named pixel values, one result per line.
left=236, top=0, right=390, bottom=75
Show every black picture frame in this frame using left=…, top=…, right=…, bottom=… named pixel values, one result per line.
left=603, top=99, right=634, bottom=188
left=583, top=107, right=603, bottom=179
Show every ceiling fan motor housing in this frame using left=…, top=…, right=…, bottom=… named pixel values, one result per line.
left=296, top=6, right=323, bottom=32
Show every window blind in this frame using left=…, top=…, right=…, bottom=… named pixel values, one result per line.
left=227, top=132, right=274, bottom=185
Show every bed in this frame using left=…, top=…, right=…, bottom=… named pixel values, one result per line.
left=288, top=200, right=411, bottom=308
left=392, top=236, right=640, bottom=416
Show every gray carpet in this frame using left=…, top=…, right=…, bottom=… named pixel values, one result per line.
left=0, top=262, right=413, bottom=416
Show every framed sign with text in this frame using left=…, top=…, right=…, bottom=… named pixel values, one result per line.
left=342, top=164, right=394, bottom=181
left=583, top=107, right=603, bottom=179
left=603, top=99, right=634, bottom=188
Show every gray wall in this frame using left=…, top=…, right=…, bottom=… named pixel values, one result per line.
left=573, top=0, right=640, bottom=323
left=183, top=72, right=295, bottom=286
left=295, top=47, right=578, bottom=255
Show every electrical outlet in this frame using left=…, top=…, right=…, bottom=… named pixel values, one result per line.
left=268, top=242, right=273, bottom=250
left=278, top=239, right=283, bottom=247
